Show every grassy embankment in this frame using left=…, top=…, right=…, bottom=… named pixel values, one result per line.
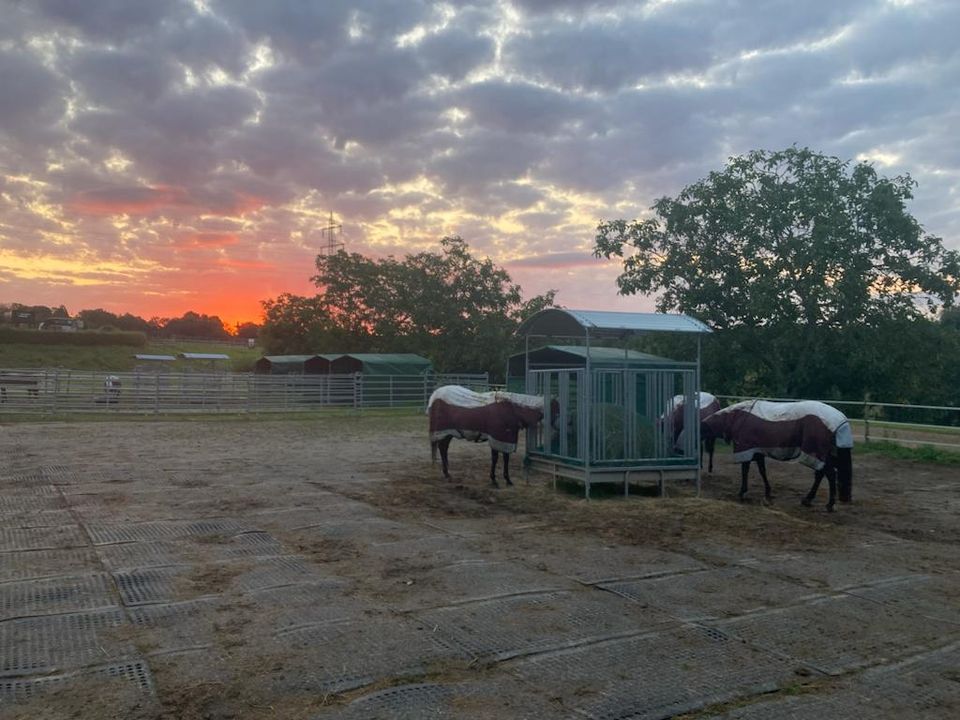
left=0, top=333, right=262, bottom=373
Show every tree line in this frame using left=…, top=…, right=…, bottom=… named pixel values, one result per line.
left=0, top=304, right=260, bottom=340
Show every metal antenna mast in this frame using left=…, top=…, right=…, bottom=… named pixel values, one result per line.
left=319, top=212, right=344, bottom=256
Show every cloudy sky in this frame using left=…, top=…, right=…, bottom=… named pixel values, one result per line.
left=1, top=0, right=957, bottom=325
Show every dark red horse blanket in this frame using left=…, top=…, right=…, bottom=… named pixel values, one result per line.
left=428, top=385, right=544, bottom=454
left=666, top=391, right=721, bottom=445
left=702, top=400, right=854, bottom=470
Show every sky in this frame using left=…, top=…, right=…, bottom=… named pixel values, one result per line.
left=1, top=0, right=958, bottom=327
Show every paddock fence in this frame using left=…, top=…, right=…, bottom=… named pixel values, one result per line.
left=716, top=395, right=960, bottom=452
left=0, top=369, right=489, bottom=415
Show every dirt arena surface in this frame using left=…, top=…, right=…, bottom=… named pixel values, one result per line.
left=0, top=414, right=957, bottom=719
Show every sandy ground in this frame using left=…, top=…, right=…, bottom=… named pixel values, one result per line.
left=0, top=414, right=957, bottom=720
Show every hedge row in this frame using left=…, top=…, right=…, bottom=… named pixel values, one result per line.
left=0, top=327, right=147, bottom=347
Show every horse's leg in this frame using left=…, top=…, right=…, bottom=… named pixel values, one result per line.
left=738, top=461, right=750, bottom=501
left=490, top=448, right=500, bottom=488
left=706, top=436, right=716, bottom=474
left=438, top=436, right=452, bottom=481
left=803, top=469, right=824, bottom=507
left=503, top=452, right=513, bottom=486
left=825, top=460, right=838, bottom=512
left=756, top=454, right=773, bottom=499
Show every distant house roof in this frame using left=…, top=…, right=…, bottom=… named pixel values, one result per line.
left=178, top=352, right=230, bottom=360
left=133, top=354, right=176, bottom=361
left=518, top=308, right=712, bottom=337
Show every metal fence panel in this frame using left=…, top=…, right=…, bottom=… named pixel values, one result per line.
left=0, top=370, right=488, bottom=415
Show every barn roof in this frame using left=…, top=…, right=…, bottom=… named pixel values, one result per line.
left=332, top=353, right=432, bottom=375
left=178, top=352, right=230, bottom=360
left=518, top=308, right=712, bottom=338
left=133, top=354, right=176, bottom=361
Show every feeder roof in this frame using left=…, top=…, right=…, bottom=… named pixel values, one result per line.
left=518, top=308, right=712, bottom=338
left=133, top=354, right=176, bottom=361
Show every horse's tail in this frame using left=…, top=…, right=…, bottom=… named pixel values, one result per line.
left=430, top=439, right=438, bottom=465
left=837, top=447, right=853, bottom=502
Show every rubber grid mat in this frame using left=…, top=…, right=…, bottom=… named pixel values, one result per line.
left=708, top=593, right=952, bottom=674
left=272, top=617, right=469, bottom=694
left=329, top=678, right=553, bottom=720
left=0, top=508, right=76, bottom=528
left=844, top=575, right=960, bottom=626
left=733, top=550, right=918, bottom=591
left=0, top=608, right=132, bottom=676
left=0, top=659, right=154, bottom=704
left=706, top=642, right=960, bottom=719
left=0, top=485, right=59, bottom=498
left=231, top=555, right=318, bottom=591
left=127, top=598, right=222, bottom=653
left=388, top=560, right=572, bottom=611
left=416, top=590, right=673, bottom=661
left=599, top=566, right=820, bottom=621
left=113, top=566, right=191, bottom=606
left=0, top=494, right=65, bottom=511
left=0, top=573, right=115, bottom=620
left=249, top=583, right=362, bottom=630
left=0, top=525, right=87, bottom=552
left=0, top=466, right=75, bottom=485
left=0, top=548, right=100, bottom=583
left=512, top=625, right=800, bottom=720
left=86, top=518, right=256, bottom=545
left=511, top=542, right=706, bottom=586
left=96, top=540, right=198, bottom=571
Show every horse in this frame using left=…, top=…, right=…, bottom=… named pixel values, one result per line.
left=701, top=399, right=854, bottom=511
left=427, top=385, right=551, bottom=488
left=664, top=391, right=721, bottom=472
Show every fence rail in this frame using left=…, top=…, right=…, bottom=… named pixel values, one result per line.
left=0, top=369, right=489, bottom=415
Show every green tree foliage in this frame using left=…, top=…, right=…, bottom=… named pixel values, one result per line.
left=159, top=311, right=231, bottom=339
left=261, top=237, right=556, bottom=375
left=596, top=147, right=960, bottom=402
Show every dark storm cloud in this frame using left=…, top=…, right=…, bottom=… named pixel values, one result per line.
left=33, top=0, right=193, bottom=41
left=504, top=15, right=711, bottom=92
left=458, top=80, right=589, bottom=135
left=0, top=49, right=66, bottom=138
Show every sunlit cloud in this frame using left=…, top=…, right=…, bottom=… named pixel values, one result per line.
left=0, top=0, right=956, bottom=325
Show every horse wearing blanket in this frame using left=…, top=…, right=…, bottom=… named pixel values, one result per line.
left=665, top=391, right=721, bottom=472
left=702, top=400, right=853, bottom=511
left=428, top=385, right=546, bottom=488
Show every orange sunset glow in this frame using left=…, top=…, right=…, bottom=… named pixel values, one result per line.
left=1, top=1, right=957, bottom=326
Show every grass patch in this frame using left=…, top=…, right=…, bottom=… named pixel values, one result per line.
left=0, top=339, right=261, bottom=372
left=860, top=440, right=960, bottom=465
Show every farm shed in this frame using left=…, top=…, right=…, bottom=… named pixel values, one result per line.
left=517, top=308, right=712, bottom=497
left=177, top=352, right=230, bottom=372
left=132, top=354, right=176, bottom=373
left=329, top=353, right=432, bottom=375
left=505, top=345, right=672, bottom=392
left=253, top=355, right=339, bottom=375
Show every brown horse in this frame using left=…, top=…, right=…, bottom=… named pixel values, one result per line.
left=428, top=386, right=548, bottom=488
left=702, top=400, right=854, bottom=511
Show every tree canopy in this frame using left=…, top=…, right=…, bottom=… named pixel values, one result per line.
left=595, top=147, right=960, bottom=330
left=260, top=237, right=556, bottom=375
left=596, top=147, right=960, bottom=403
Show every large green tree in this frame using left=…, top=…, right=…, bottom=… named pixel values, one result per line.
left=596, top=147, right=960, bottom=399
left=261, top=237, right=555, bottom=375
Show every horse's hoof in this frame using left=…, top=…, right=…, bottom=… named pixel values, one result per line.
left=826, top=504, right=836, bottom=513
left=801, top=498, right=813, bottom=507
left=505, top=478, right=514, bottom=487
left=738, top=494, right=747, bottom=503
